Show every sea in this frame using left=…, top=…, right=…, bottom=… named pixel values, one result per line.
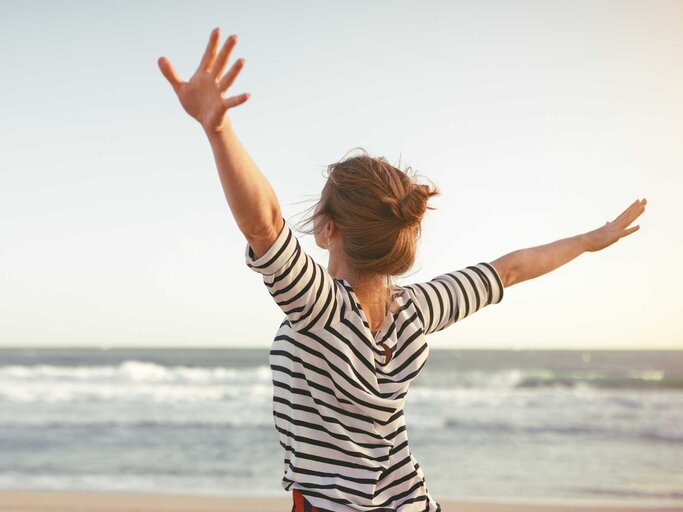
left=0, top=347, right=681, bottom=507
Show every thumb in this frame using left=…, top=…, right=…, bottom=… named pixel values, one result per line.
left=158, top=56, right=183, bottom=94
left=620, top=225, right=640, bottom=238
left=223, top=92, right=251, bottom=110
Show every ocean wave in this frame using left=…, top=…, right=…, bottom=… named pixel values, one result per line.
left=413, top=367, right=680, bottom=390
left=0, top=381, right=273, bottom=404
left=1, top=361, right=681, bottom=407
left=0, top=361, right=273, bottom=404
left=570, top=485, right=683, bottom=500
left=0, top=360, right=272, bottom=384
left=0, top=419, right=274, bottom=429
left=442, top=417, right=683, bottom=443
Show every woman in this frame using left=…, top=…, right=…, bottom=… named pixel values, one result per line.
left=158, top=28, right=646, bottom=512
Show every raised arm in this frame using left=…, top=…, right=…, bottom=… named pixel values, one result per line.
left=490, top=198, right=647, bottom=287
left=158, top=27, right=283, bottom=257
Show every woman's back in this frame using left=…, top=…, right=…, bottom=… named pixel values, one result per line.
left=246, top=218, right=504, bottom=512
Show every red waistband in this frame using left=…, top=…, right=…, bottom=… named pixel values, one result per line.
left=291, top=488, right=320, bottom=512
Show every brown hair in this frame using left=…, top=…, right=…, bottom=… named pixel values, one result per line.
left=294, top=148, right=439, bottom=314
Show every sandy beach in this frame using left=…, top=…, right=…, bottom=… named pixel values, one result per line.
left=1, top=491, right=681, bottom=512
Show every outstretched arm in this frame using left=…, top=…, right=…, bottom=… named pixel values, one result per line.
left=490, top=198, right=647, bottom=287
left=158, top=27, right=283, bottom=257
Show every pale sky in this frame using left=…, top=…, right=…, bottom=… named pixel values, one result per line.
left=1, top=0, right=681, bottom=350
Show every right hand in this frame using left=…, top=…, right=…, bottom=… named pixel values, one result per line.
left=584, top=198, right=647, bottom=252
left=157, top=27, right=250, bottom=133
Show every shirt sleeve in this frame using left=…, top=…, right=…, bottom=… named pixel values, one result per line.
left=244, top=218, right=342, bottom=332
left=400, top=261, right=504, bottom=335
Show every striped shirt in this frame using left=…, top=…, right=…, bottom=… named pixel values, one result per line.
left=245, top=218, right=504, bottom=512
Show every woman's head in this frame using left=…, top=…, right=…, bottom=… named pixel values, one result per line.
left=297, top=148, right=439, bottom=282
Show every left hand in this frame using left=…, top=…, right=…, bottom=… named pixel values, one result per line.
left=584, top=198, right=647, bottom=252
left=157, top=27, right=250, bottom=133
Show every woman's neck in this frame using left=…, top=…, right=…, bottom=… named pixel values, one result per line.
left=329, top=253, right=384, bottom=292
left=325, top=237, right=393, bottom=333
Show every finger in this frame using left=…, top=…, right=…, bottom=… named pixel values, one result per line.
left=197, top=27, right=220, bottom=75
left=625, top=201, right=647, bottom=224
left=614, top=199, right=645, bottom=225
left=620, top=225, right=640, bottom=238
left=223, top=92, right=250, bottom=110
left=218, top=59, right=246, bottom=93
left=611, top=204, right=634, bottom=224
left=157, top=57, right=184, bottom=93
left=632, top=203, right=646, bottom=220
left=212, top=34, right=237, bottom=80
left=620, top=199, right=641, bottom=218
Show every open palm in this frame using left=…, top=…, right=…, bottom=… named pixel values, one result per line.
left=158, top=27, right=249, bottom=133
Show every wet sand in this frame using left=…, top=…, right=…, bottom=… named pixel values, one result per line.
left=0, top=490, right=681, bottom=512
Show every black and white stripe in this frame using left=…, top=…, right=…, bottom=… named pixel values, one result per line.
left=245, top=218, right=505, bottom=512
left=401, top=262, right=504, bottom=335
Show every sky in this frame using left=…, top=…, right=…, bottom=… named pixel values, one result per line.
left=0, top=0, right=681, bottom=350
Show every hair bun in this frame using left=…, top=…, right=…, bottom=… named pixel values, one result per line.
left=380, top=196, right=402, bottom=221
left=381, top=184, right=436, bottom=227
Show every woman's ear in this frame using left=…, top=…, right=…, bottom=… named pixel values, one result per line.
left=315, top=217, right=337, bottom=250
left=325, top=218, right=337, bottom=238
